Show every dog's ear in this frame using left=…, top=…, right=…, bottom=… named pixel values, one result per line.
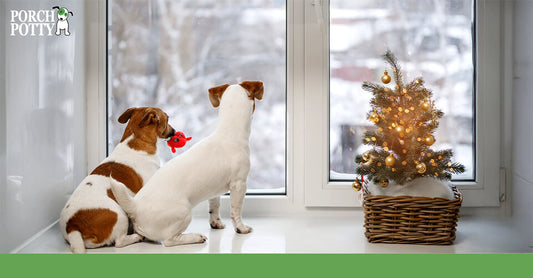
left=139, top=108, right=160, bottom=129
left=69, top=11, right=73, bottom=16
left=52, top=6, right=60, bottom=10
left=240, top=81, right=264, bottom=100
left=118, top=108, right=136, bottom=124
left=208, top=84, right=230, bottom=108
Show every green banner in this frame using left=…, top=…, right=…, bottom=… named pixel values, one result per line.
left=1, top=254, right=531, bottom=277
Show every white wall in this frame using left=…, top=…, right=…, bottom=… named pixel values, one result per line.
left=512, top=0, right=533, bottom=247
left=0, top=0, right=87, bottom=252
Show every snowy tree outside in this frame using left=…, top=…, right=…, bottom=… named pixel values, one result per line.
left=330, top=0, right=475, bottom=181
left=108, top=0, right=286, bottom=193
left=108, top=0, right=474, bottom=192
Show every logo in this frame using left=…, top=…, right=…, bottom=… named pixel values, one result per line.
left=10, top=6, right=73, bottom=37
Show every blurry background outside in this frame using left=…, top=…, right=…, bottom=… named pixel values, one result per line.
left=329, top=0, right=475, bottom=181
left=108, top=0, right=474, bottom=193
left=108, top=0, right=286, bottom=193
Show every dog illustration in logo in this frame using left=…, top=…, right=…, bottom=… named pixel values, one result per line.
left=52, top=6, right=73, bottom=36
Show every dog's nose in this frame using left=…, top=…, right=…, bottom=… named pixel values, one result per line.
left=167, top=127, right=176, bottom=138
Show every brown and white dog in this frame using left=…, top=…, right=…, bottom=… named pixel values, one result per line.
left=110, top=81, right=263, bottom=247
left=60, top=107, right=175, bottom=253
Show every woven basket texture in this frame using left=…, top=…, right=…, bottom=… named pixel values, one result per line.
left=363, top=185, right=462, bottom=245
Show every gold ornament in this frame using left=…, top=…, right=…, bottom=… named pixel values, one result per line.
left=362, top=151, right=371, bottom=161
left=352, top=179, right=362, bottom=191
left=385, top=153, right=396, bottom=167
left=369, top=112, right=379, bottom=123
left=379, top=178, right=389, bottom=188
left=361, top=152, right=376, bottom=166
left=362, top=158, right=374, bottom=166
left=416, top=162, right=427, bottom=174
left=424, top=135, right=435, bottom=146
left=381, top=70, right=391, bottom=84
left=421, top=100, right=431, bottom=111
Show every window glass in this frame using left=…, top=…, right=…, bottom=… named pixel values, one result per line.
left=329, top=0, right=475, bottom=181
left=109, top=0, right=286, bottom=193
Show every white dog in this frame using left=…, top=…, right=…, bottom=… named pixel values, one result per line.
left=60, top=107, right=175, bottom=253
left=111, top=81, right=263, bottom=246
left=52, top=6, right=73, bottom=36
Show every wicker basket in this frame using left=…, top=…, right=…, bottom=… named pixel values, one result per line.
left=362, top=184, right=462, bottom=245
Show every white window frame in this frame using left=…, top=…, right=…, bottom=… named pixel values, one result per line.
left=88, top=0, right=508, bottom=213
left=303, top=0, right=507, bottom=207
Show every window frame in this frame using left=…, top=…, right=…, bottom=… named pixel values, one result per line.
left=88, top=0, right=508, bottom=212
left=303, top=0, right=505, bottom=207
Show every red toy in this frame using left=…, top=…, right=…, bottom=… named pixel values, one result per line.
left=167, top=131, right=192, bottom=153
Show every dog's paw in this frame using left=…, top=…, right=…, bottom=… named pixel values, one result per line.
left=163, top=233, right=207, bottom=246
left=197, top=234, right=208, bottom=243
left=210, top=218, right=226, bottom=229
left=235, top=225, right=253, bottom=234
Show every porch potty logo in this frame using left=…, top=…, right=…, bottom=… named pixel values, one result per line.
left=10, top=6, right=73, bottom=37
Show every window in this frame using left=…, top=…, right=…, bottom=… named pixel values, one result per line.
left=92, top=0, right=504, bottom=210
left=107, top=0, right=286, bottom=194
left=329, top=0, right=475, bottom=182
left=304, top=0, right=502, bottom=207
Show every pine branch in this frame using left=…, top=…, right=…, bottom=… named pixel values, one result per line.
left=362, top=81, right=385, bottom=94
left=382, top=50, right=404, bottom=88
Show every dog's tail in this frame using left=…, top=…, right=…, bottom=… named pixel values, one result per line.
left=109, top=177, right=136, bottom=217
left=66, top=231, right=86, bottom=254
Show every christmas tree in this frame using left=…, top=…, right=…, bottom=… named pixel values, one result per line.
left=353, top=50, right=465, bottom=190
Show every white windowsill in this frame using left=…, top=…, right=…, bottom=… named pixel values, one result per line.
left=14, top=210, right=532, bottom=253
